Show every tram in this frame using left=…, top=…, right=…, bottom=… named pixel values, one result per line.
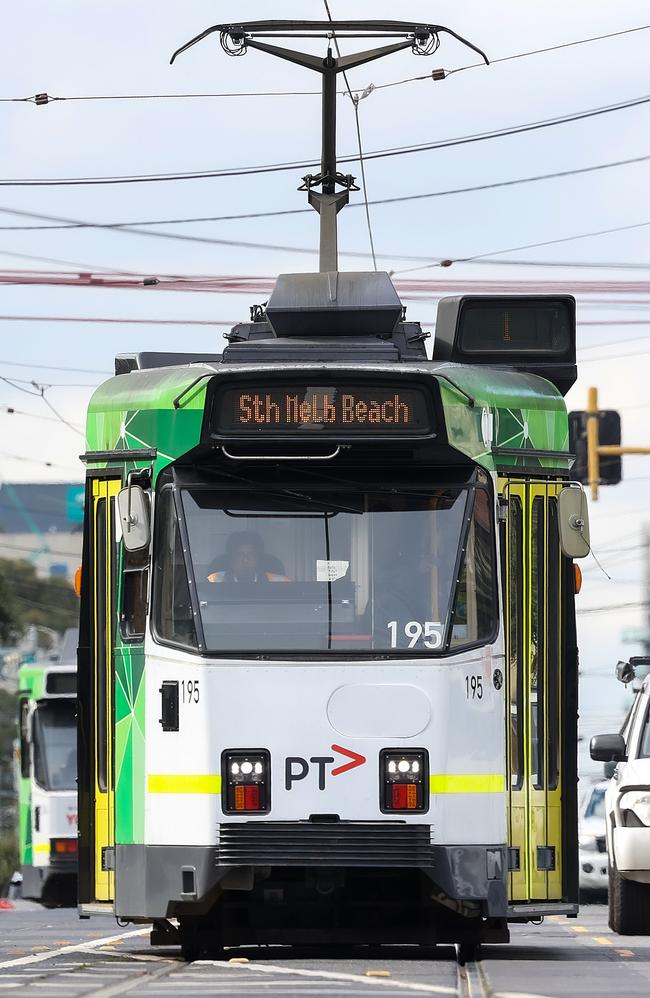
left=77, top=20, right=591, bottom=958
left=17, top=636, right=78, bottom=905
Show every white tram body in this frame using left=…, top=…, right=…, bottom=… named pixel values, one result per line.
left=78, top=278, right=586, bottom=953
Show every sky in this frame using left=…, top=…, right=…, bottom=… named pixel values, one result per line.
left=1, top=1, right=650, bottom=731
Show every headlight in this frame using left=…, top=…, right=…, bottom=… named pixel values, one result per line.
left=620, top=791, right=650, bottom=828
left=380, top=749, right=428, bottom=813
left=222, top=749, right=270, bottom=814
left=578, top=833, right=598, bottom=851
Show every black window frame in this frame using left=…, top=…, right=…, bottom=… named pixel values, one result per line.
left=505, top=494, right=524, bottom=792
left=19, top=698, right=30, bottom=779
left=120, top=538, right=150, bottom=643
left=151, top=483, right=199, bottom=653
left=546, top=497, right=560, bottom=792
left=95, top=498, right=108, bottom=793
left=531, top=495, right=545, bottom=791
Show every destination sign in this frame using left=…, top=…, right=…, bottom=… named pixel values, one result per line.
left=215, top=383, right=432, bottom=435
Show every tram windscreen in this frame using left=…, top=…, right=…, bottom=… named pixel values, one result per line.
left=166, top=483, right=496, bottom=654
left=33, top=700, right=77, bottom=791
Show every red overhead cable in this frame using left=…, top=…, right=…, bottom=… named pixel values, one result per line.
left=2, top=270, right=650, bottom=297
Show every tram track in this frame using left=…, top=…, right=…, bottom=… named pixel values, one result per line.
left=0, top=936, right=493, bottom=998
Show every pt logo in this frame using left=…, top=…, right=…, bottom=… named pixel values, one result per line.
left=285, top=744, right=366, bottom=791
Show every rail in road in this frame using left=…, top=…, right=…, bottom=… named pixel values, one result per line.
left=1, top=904, right=650, bottom=997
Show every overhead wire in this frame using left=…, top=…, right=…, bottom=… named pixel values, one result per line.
left=0, top=359, right=110, bottom=375
left=0, top=404, right=83, bottom=426
left=2, top=157, right=650, bottom=273
left=0, top=152, right=647, bottom=256
left=0, top=451, right=80, bottom=472
left=446, top=22, right=650, bottom=76
left=1, top=93, right=650, bottom=185
left=391, top=219, right=650, bottom=275
left=2, top=23, right=649, bottom=103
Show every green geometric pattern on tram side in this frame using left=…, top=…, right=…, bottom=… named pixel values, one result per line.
left=438, top=367, right=569, bottom=472
left=85, top=366, right=210, bottom=484
left=19, top=780, right=32, bottom=866
left=114, top=643, right=146, bottom=844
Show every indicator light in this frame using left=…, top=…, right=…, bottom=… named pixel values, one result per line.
left=380, top=749, right=428, bottom=813
left=222, top=749, right=270, bottom=815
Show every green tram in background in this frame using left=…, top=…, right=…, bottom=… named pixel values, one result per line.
left=17, top=633, right=78, bottom=905
left=77, top=282, right=591, bottom=957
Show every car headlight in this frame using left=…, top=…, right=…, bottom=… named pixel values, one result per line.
left=578, top=833, right=599, bottom=851
left=619, top=791, right=650, bottom=828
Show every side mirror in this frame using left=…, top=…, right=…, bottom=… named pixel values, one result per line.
left=590, top=732, right=626, bottom=764
left=117, top=485, right=150, bottom=553
left=615, top=660, right=635, bottom=685
left=558, top=485, right=590, bottom=559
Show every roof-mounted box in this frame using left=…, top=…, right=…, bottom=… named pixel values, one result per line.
left=266, top=271, right=403, bottom=337
left=432, top=295, right=577, bottom=395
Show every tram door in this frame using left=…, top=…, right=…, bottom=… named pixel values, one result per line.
left=90, top=478, right=120, bottom=902
left=503, top=480, right=563, bottom=902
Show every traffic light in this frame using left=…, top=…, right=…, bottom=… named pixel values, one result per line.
left=569, top=390, right=622, bottom=498
left=568, top=411, right=588, bottom=484
left=598, top=410, right=622, bottom=485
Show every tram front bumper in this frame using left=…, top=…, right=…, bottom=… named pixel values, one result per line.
left=114, top=834, right=508, bottom=920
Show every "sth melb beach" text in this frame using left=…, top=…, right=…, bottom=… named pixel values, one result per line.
left=236, top=391, right=413, bottom=426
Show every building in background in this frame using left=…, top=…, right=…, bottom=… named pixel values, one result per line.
left=0, top=483, right=84, bottom=581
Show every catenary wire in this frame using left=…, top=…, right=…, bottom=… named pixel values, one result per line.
left=0, top=404, right=83, bottom=426
left=2, top=153, right=650, bottom=276
left=1, top=154, right=648, bottom=243
left=446, top=22, right=650, bottom=76
left=391, top=219, right=650, bottom=275
left=0, top=359, right=110, bottom=374
left=1, top=93, right=650, bottom=185
left=2, top=23, right=648, bottom=103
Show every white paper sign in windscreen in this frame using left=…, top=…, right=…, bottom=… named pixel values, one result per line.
left=316, top=560, right=349, bottom=582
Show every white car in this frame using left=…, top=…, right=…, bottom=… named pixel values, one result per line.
left=590, top=671, right=650, bottom=934
left=578, top=781, right=608, bottom=893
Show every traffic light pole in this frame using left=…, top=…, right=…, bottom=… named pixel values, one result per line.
left=586, top=386, right=600, bottom=502
left=585, top=386, right=650, bottom=500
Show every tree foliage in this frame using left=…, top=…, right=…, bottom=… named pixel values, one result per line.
left=0, top=558, right=79, bottom=644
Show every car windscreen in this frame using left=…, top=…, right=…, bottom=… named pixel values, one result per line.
left=159, top=483, right=496, bottom=655
left=33, top=700, right=76, bottom=791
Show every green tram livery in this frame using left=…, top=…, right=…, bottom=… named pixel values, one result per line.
left=77, top=281, right=590, bottom=956
left=76, top=18, right=591, bottom=959
left=18, top=653, right=78, bottom=905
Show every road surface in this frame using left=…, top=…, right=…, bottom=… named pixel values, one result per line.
left=0, top=902, right=649, bottom=997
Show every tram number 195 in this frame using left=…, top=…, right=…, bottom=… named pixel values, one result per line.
left=387, top=621, right=443, bottom=649
left=465, top=675, right=483, bottom=700
left=181, top=679, right=200, bottom=704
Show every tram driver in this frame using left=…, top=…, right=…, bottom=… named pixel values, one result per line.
left=207, top=531, right=290, bottom=584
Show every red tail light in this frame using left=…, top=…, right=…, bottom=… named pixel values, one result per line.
left=222, top=750, right=270, bottom=814
left=51, top=837, right=77, bottom=854
left=380, top=749, right=428, bottom=813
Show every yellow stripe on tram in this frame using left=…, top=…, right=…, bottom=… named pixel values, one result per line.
left=430, top=774, right=505, bottom=794
left=33, top=843, right=50, bottom=854
left=148, top=774, right=222, bottom=795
